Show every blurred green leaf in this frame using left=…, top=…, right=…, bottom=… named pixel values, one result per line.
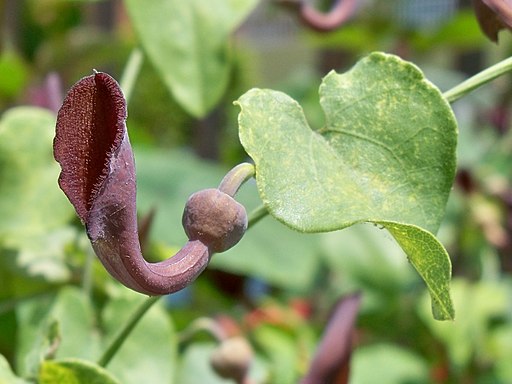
left=306, top=23, right=382, bottom=53
left=490, top=324, right=512, bottom=382
left=418, top=278, right=510, bottom=368
left=412, top=10, right=487, bottom=51
left=39, top=359, right=120, bottom=384
left=15, top=288, right=176, bottom=384
left=176, top=343, right=230, bottom=384
left=0, top=354, right=31, bottom=384
left=10, top=228, right=76, bottom=283
left=100, top=294, right=176, bottom=384
left=0, top=107, right=72, bottom=239
left=0, top=107, right=74, bottom=281
left=124, top=0, right=258, bottom=117
left=15, top=288, right=100, bottom=377
left=0, top=51, right=29, bottom=99
left=320, top=224, right=419, bottom=318
left=251, top=326, right=300, bottom=384
left=320, top=224, right=416, bottom=292
left=237, top=52, right=457, bottom=319
left=350, top=343, right=429, bottom=384
left=134, top=148, right=322, bottom=291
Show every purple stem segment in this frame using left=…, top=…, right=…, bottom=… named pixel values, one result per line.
left=54, top=72, right=210, bottom=295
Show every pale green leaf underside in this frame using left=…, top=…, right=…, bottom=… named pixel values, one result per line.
left=237, top=52, right=457, bottom=319
left=125, top=0, right=258, bottom=117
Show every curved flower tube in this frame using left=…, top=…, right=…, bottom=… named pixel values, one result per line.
left=54, top=72, right=253, bottom=295
left=278, top=0, right=357, bottom=32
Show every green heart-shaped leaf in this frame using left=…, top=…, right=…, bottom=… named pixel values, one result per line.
left=237, top=52, right=457, bottom=320
left=237, top=52, right=457, bottom=233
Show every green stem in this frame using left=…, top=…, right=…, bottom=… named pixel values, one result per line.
left=218, top=162, right=267, bottom=226
left=248, top=204, right=268, bottom=228
left=98, top=295, right=160, bottom=367
left=218, top=163, right=255, bottom=197
left=120, top=48, right=144, bottom=104
left=443, top=56, right=512, bottom=103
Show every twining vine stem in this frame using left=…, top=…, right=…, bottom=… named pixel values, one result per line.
left=443, top=55, right=512, bottom=103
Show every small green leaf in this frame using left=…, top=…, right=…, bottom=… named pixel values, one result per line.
left=39, top=359, right=121, bottom=384
left=124, top=0, right=258, bottom=117
left=237, top=52, right=457, bottom=319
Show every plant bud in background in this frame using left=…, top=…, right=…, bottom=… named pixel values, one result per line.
left=210, top=337, right=253, bottom=382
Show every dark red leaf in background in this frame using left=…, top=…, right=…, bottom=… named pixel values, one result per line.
left=473, top=0, right=512, bottom=42
left=300, top=293, right=362, bottom=384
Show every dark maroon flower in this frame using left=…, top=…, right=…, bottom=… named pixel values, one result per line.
left=54, top=72, right=250, bottom=295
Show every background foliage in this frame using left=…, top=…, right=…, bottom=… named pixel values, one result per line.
left=1, top=0, right=512, bottom=383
